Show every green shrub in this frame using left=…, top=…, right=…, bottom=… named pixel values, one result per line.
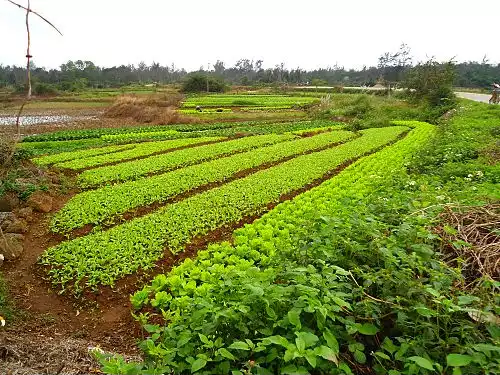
left=181, top=74, right=227, bottom=93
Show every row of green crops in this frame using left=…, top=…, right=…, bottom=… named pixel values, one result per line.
left=291, top=126, right=339, bottom=136
left=51, top=130, right=357, bottom=233
left=40, top=126, right=407, bottom=293
left=179, top=109, right=233, bottom=114
left=181, top=95, right=318, bottom=108
left=100, top=129, right=179, bottom=141
left=32, top=144, right=137, bottom=166
left=112, top=121, right=437, bottom=375
left=21, top=122, right=242, bottom=142
left=51, top=137, right=224, bottom=170
left=77, top=134, right=296, bottom=187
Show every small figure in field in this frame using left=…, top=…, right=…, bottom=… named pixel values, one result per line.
left=489, top=83, right=500, bottom=104
left=196, top=105, right=203, bottom=112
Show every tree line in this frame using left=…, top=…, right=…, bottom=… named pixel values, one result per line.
left=0, top=57, right=498, bottom=93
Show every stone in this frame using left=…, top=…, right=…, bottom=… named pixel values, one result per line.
left=4, top=218, right=29, bottom=234
left=0, top=233, right=24, bottom=260
left=0, top=193, right=20, bottom=212
left=27, top=192, right=53, bottom=213
left=17, top=207, right=34, bottom=221
left=0, top=212, right=14, bottom=225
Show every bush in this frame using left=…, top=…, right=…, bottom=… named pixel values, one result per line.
left=33, top=82, right=59, bottom=96
left=404, top=60, right=457, bottom=121
left=181, top=74, right=227, bottom=93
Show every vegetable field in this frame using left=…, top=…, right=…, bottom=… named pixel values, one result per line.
left=9, top=96, right=499, bottom=375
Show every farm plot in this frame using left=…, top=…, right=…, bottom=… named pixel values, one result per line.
left=40, top=126, right=408, bottom=293
left=34, top=136, right=224, bottom=169
left=77, top=133, right=296, bottom=187
left=181, top=95, right=318, bottom=109
left=51, top=130, right=356, bottom=233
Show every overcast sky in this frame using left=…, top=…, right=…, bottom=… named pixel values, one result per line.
left=1, top=0, right=499, bottom=71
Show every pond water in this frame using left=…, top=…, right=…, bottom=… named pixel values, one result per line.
left=0, top=115, right=96, bottom=126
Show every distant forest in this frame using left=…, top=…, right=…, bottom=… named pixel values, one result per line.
left=0, top=58, right=499, bottom=92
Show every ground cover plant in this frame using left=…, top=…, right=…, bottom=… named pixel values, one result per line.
left=96, top=103, right=500, bottom=374
left=40, top=126, right=407, bottom=293
left=50, top=130, right=356, bottom=233
left=181, top=95, right=318, bottom=109
left=75, top=134, right=297, bottom=187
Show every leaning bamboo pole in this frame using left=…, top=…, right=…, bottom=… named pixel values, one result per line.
left=5, top=0, right=62, bottom=139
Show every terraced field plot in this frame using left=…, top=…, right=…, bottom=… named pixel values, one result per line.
left=181, top=94, right=318, bottom=109
left=34, top=123, right=414, bottom=294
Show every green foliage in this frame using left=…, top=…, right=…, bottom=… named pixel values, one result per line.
left=40, top=137, right=223, bottom=170
left=404, top=59, right=457, bottom=121
left=181, top=74, right=227, bottom=93
left=76, top=134, right=295, bottom=187
left=181, top=95, right=317, bottom=109
left=40, top=127, right=406, bottom=293
left=99, top=122, right=469, bottom=374
left=405, top=101, right=500, bottom=185
left=51, top=130, right=355, bottom=233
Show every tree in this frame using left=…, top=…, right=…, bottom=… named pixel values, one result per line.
left=378, top=43, right=413, bottom=93
left=404, top=58, right=456, bottom=120
left=181, top=74, right=226, bottom=93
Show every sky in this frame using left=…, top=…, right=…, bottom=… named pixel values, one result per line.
left=0, top=0, right=499, bottom=71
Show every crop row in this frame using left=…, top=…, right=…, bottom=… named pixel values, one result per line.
left=22, top=121, right=243, bottom=142
left=182, top=95, right=318, bottom=108
left=132, top=122, right=434, bottom=306
left=77, top=134, right=296, bottom=187
left=128, top=121, right=436, bottom=375
left=53, top=136, right=223, bottom=170
left=51, top=130, right=356, bottom=233
left=40, top=126, right=407, bottom=293
left=179, top=108, right=233, bottom=114
left=32, top=144, right=136, bottom=166
left=100, top=129, right=179, bottom=141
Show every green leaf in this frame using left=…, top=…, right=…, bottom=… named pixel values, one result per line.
left=457, top=295, right=480, bottom=306
left=288, top=309, right=301, bottom=329
left=388, top=370, right=401, bottom=375
left=446, top=354, right=473, bottom=367
left=473, top=343, right=500, bottom=353
left=322, top=330, right=339, bottom=353
left=218, top=348, right=235, bottom=360
left=295, top=332, right=319, bottom=348
left=315, top=345, right=339, bottom=365
left=262, top=335, right=289, bottom=348
left=305, top=352, right=317, bottom=368
left=354, top=350, right=366, bottom=364
left=295, top=336, right=306, bottom=352
left=228, top=341, right=250, bottom=350
left=247, top=284, right=264, bottom=296
left=374, top=351, right=391, bottom=360
left=281, top=364, right=309, bottom=375
left=191, top=358, right=207, bottom=373
left=199, top=333, right=211, bottom=345
left=408, top=356, right=435, bottom=371
left=358, top=323, right=379, bottom=335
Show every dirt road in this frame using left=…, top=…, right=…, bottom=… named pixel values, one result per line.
left=455, top=92, right=492, bottom=103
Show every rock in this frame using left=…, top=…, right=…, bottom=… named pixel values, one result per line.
left=0, top=193, right=20, bottom=212
left=17, top=207, right=34, bottom=221
left=1, top=219, right=13, bottom=231
left=27, top=191, right=53, bottom=213
left=0, top=212, right=14, bottom=225
left=4, top=218, right=29, bottom=234
left=0, top=233, right=24, bottom=260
